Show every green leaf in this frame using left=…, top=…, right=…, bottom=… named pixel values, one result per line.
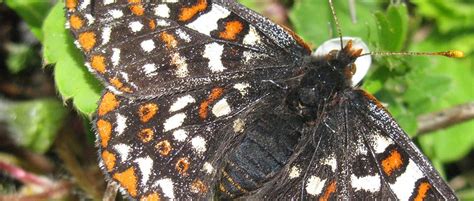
left=289, top=0, right=379, bottom=47
left=42, top=3, right=102, bottom=116
left=408, top=16, right=474, bottom=163
left=411, top=0, right=474, bottom=34
left=374, top=4, right=409, bottom=51
left=4, top=0, right=51, bottom=41
left=5, top=43, right=38, bottom=74
left=1, top=99, right=67, bottom=153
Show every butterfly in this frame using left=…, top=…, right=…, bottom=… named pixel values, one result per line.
left=64, top=0, right=457, bottom=200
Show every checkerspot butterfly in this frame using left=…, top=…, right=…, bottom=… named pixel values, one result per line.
left=65, top=0, right=457, bottom=200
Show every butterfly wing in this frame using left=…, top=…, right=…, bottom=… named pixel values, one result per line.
left=249, top=89, right=456, bottom=200
left=65, top=0, right=310, bottom=98
left=95, top=79, right=290, bottom=199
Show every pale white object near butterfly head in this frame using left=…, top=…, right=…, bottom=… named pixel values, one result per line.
left=313, top=37, right=372, bottom=86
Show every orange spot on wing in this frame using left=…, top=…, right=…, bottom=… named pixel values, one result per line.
left=66, top=0, right=78, bottom=11
left=381, top=149, right=404, bottom=176
left=138, top=103, right=159, bottom=123
left=191, top=179, right=208, bottom=194
left=69, top=15, right=84, bottom=30
left=128, top=0, right=144, bottom=16
left=219, top=21, right=244, bottom=41
left=160, top=32, right=178, bottom=49
left=414, top=182, right=431, bottom=201
left=78, top=32, right=96, bottom=52
left=149, top=19, right=156, bottom=30
left=113, top=167, right=138, bottom=197
left=319, top=180, right=336, bottom=201
left=155, top=140, right=172, bottom=156
left=91, top=55, right=107, bottom=74
left=98, top=92, right=119, bottom=116
left=176, top=157, right=190, bottom=175
left=101, top=150, right=116, bottom=171
left=179, top=0, right=208, bottom=22
left=138, top=128, right=154, bottom=143
left=97, top=119, right=112, bottom=147
left=110, top=77, right=133, bottom=93
left=140, top=193, right=160, bottom=201
left=130, top=4, right=145, bottom=16
left=199, top=87, right=224, bottom=119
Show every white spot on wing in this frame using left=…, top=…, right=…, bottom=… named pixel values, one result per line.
left=142, top=63, right=157, bottom=76
left=351, top=174, right=381, bottom=193
left=289, top=166, right=301, bottom=179
left=233, top=118, right=245, bottom=133
left=172, top=129, right=188, bottom=142
left=156, top=178, right=175, bottom=199
left=203, top=162, right=214, bottom=174
left=154, top=4, right=170, bottom=18
left=186, top=4, right=230, bottom=36
left=129, top=21, right=143, bottom=32
left=191, top=136, right=207, bottom=154
left=101, top=27, right=112, bottom=45
left=233, top=83, right=250, bottom=96
left=372, top=134, right=393, bottom=154
left=115, top=114, right=127, bottom=135
left=203, top=43, right=226, bottom=72
left=169, top=95, right=195, bottom=112
left=390, top=159, right=424, bottom=200
left=103, top=0, right=114, bottom=5
left=212, top=98, right=231, bottom=117
left=85, top=14, right=95, bottom=25
left=141, top=39, right=155, bottom=52
left=163, top=113, right=186, bottom=132
left=243, top=26, right=261, bottom=45
left=111, top=48, right=120, bottom=66
left=156, top=19, right=170, bottom=26
left=79, top=0, right=91, bottom=10
left=306, top=176, right=326, bottom=196
left=176, top=29, right=191, bottom=42
left=171, top=53, right=188, bottom=77
left=135, top=157, right=153, bottom=186
left=109, top=9, right=123, bottom=19
left=113, top=144, right=131, bottom=162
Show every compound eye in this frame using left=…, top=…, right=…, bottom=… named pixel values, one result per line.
left=313, top=37, right=371, bottom=86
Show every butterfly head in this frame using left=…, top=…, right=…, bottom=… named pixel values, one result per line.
left=313, top=37, right=372, bottom=86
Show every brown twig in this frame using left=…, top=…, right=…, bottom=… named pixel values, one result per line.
left=55, top=134, right=103, bottom=201
left=417, top=102, right=474, bottom=135
left=103, top=182, right=119, bottom=201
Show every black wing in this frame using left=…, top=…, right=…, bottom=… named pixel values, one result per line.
left=248, top=89, right=457, bottom=200
left=65, top=0, right=310, bottom=98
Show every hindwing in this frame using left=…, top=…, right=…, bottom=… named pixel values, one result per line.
left=248, top=90, right=457, bottom=200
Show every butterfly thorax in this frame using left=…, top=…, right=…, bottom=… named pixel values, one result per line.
left=287, top=41, right=362, bottom=122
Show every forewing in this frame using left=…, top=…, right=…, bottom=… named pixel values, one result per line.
left=65, top=0, right=310, bottom=98
left=249, top=90, right=456, bottom=200
left=95, top=80, right=281, bottom=199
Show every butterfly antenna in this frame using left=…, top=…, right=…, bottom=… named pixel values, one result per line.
left=329, top=0, right=344, bottom=50
left=360, top=50, right=465, bottom=58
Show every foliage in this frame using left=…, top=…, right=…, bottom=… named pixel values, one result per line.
left=42, top=3, right=102, bottom=116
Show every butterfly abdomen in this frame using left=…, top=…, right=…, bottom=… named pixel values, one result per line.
left=218, top=110, right=303, bottom=198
